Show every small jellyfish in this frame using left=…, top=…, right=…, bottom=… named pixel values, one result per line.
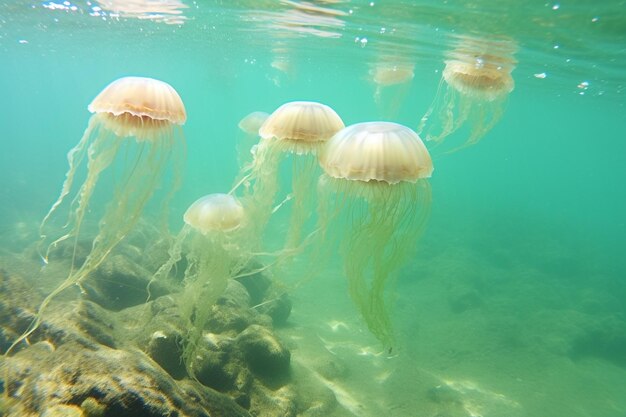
left=317, top=121, right=433, bottom=347
left=11, top=76, right=186, bottom=352
left=418, top=35, right=517, bottom=150
left=238, top=111, right=270, bottom=135
left=184, top=193, right=246, bottom=235
left=236, top=111, right=270, bottom=168
left=150, top=193, right=250, bottom=377
left=233, top=101, right=344, bottom=252
left=369, top=56, right=415, bottom=118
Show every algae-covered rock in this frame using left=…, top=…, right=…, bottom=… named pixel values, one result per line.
left=123, top=296, right=187, bottom=379
left=218, top=280, right=251, bottom=309
left=45, top=238, right=91, bottom=270
left=0, top=246, right=296, bottom=417
left=1, top=293, right=115, bottom=355
left=234, top=265, right=272, bottom=305
left=40, top=404, right=85, bottom=417
left=249, top=384, right=298, bottom=417
left=191, top=340, right=251, bottom=395
left=206, top=302, right=271, bottom=334
left=3, top=341, right=251, bottom=417
left=255, top=292, right=292, bottom=326
left=0, top=268, right=43, bottom=353
left=236, top=324, right=291, bottom=384
left=81, top=254, right=170, bottom=311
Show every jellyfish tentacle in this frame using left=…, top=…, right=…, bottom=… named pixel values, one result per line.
left=282, top=154, right=314, bottom=250
left=159, top=126, right=185, bottom=231
left=43, top=125, right=122, bottom=265
left=147, top=225, right=191, bottom=302
left=351, top=183, right=429, bottom=347
left=38, top=117, right=99, bottom=262
left=418, top=77, right=447, bottom=142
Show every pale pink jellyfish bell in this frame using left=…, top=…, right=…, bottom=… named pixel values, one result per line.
left=88, top=76, right=187, bottom=140
left=318, top=121, right=433, bottom=347
left=320, top=121, right=433, bottom=185
left=258, top=101, right=344, bottom=155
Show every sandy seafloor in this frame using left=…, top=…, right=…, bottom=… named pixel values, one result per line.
left=278, top=216, right=626, bottom=417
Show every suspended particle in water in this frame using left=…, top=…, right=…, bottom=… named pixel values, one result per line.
left=354, top=36, right=368, bottom=47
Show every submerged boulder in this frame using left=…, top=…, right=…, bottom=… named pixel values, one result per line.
left=81, top=254, right=170, bottom=312
left=236, top=324, right=291, bottom=385
left=2, top=341, right=251, bottom=417
left=0, top=247, right=299, bottom=417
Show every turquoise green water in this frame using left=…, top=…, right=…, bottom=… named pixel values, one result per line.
left=1, top=1, right=625, bottom=416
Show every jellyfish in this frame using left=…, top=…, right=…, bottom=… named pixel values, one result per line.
left=149, top=193, right=253, bottom=377
left=236, top=111, right=269, bottom=168
left=317, top=121, right=433, bottom=347
left=238, top=111, right=270, bottom=135
left=369, top=56, right=415, bottom=118
left=418, top=36, right=516, bottom=150
left=233, top=101, right=344, bottom=253
left=11, top=76, right=186, bottom=352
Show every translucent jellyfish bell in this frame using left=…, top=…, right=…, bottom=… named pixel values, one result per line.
left=184, top=193, right=245, bottom=235
left=369, top=56, right=415, bottom=119
left=236, top=111, right=270, bottom=168
left=12, top=76, right=186, bottom=353
left=238, top=111, right=270, bottom=136
left=154, top=193, right=248, bottom=288
left=418, top=35, right=517, bottom=150
left=318, top=122, right=433, bottom=347
left=234, top=100, right=344, bottom=253
left=442, top=55, right=514, bottom=101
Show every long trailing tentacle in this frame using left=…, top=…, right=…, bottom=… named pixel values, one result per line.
left=38, top=116, right=99, bottom=263
left=44, top=127, right=122, bottom=265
